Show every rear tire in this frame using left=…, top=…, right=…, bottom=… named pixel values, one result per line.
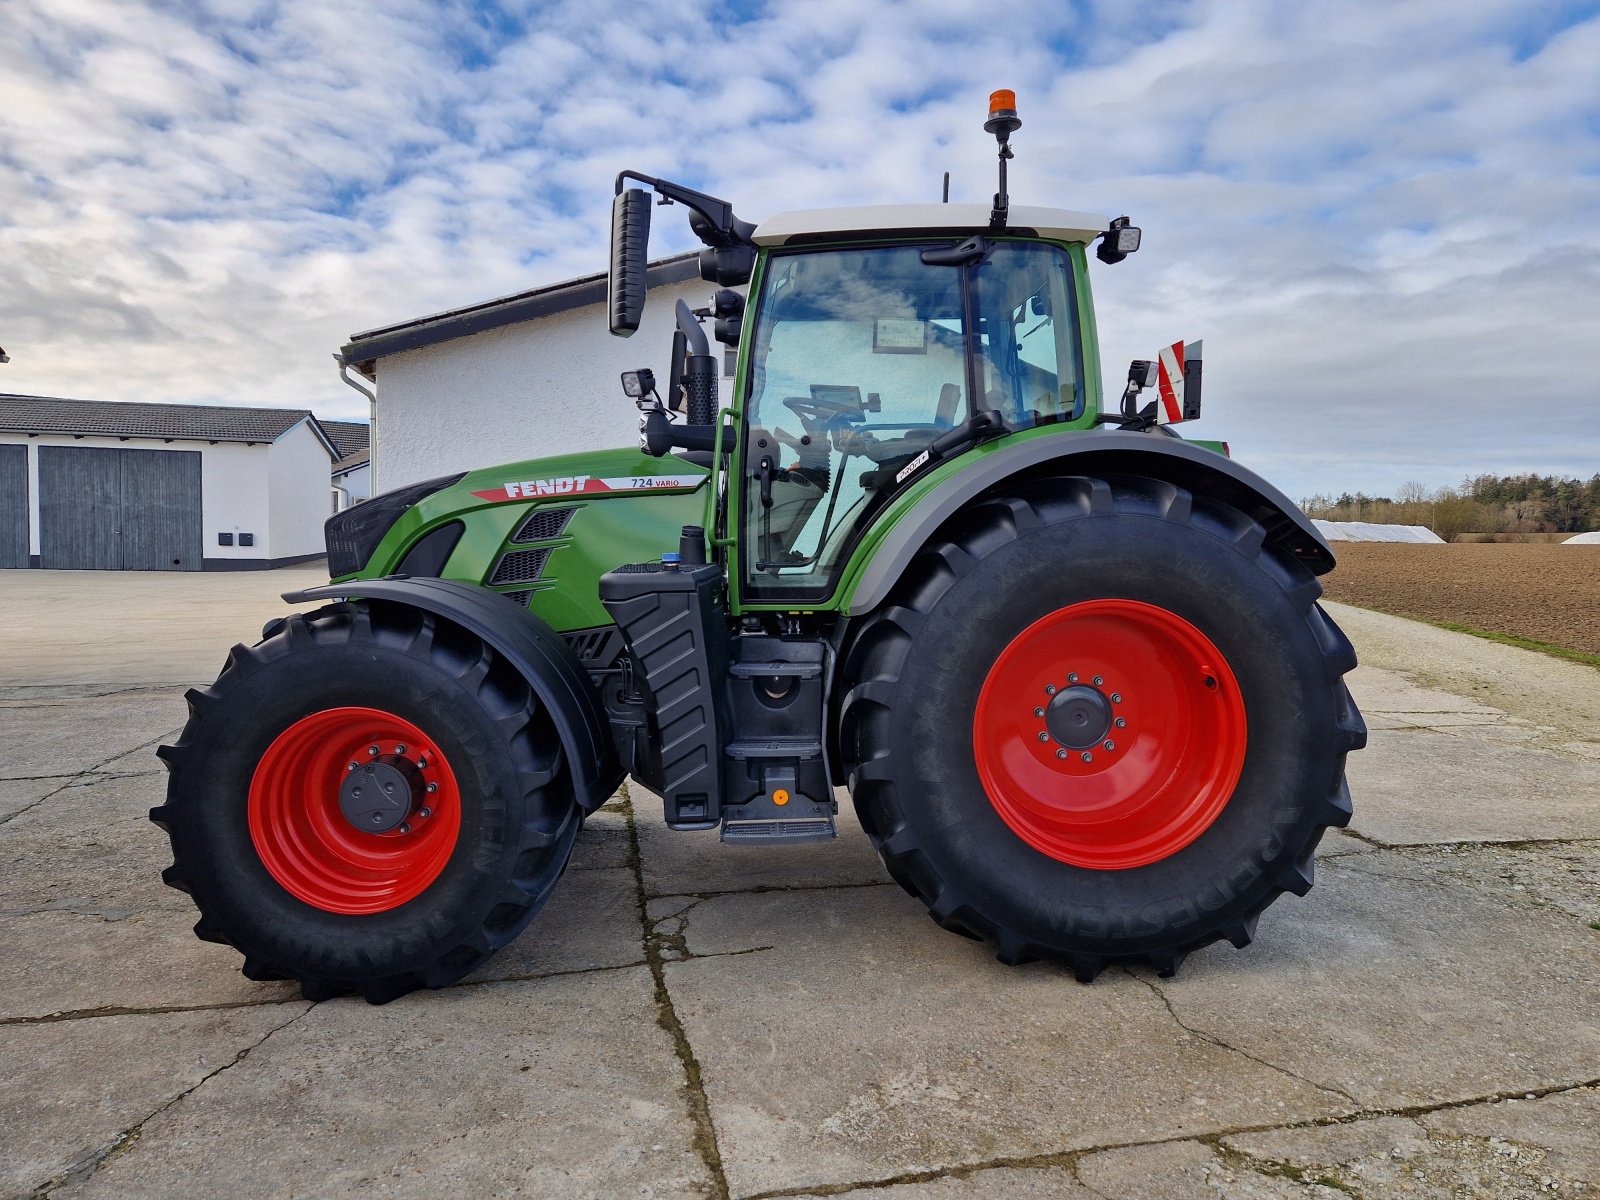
left=839, top=475, right=1366, bottom=980
left=151, top=601, right=578, bottom=1004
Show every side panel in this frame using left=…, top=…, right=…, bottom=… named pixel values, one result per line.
left=350, top=445, right=711, bottom=635
left=0, top=444, right=28, bottom=568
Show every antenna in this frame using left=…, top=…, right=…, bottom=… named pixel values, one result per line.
left=942, top=172, right=950, bottom=204
left=984, top=89, right=1021, bottom=230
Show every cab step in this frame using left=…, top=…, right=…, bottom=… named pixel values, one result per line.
left=720, top=788, right=837, bottom=845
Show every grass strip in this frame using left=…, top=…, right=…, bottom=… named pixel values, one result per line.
left=1392, top=615, right=1600, bottom=670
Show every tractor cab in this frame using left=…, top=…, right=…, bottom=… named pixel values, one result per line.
left=610, top=95, right=1133, bottom=609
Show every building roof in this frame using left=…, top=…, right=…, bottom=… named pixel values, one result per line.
left=320, top=419, right=370, bottom=459
left=340, top=252, right=702, bottom=378
left=332, top=447, right=370, bottom=476
left=752, top=203, right=1110, bottom=247
left=0, top=394, right=336, bottom=455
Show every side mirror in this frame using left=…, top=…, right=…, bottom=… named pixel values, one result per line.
left=609, top=188, right=652, bottom=337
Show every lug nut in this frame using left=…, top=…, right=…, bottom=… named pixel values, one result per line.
left=368, top=745, right=380, bottom=757
left=1093, top=675, right=1104, bottom=686
left=1103, top=740, right=1116, bottom=752
left=1110, top=693, right=1122, bottom=704
left=347, top=761, right=359, bottom=772
left=1033, top=707, right=1045, bottom=718
left=1080, top=751, right=1094, bottom=763
left=1115, top=717, right=1127, bottom=728
left=399, top=822, right=412, bottom=834
left=1056, top=748, right=1067, bottom=760
left=1044, top=684, right=1057, bottom=695
left=418, top=807, right=432, bottom=819
left=1067, top=672, right=1079, bottom=683
left=1037, top=731, right=1050, bottom=742
left=395, top=744, right=407, bottom=755
left=426, top=782, right=438, bottom=794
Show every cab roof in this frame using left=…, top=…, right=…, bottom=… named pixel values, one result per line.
left=751, top=203, right=1109, bottom=247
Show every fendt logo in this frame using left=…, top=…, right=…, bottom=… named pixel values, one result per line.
left=504, top=476, right=590, bottom=498
left=470, top=473, right=703, bottom=503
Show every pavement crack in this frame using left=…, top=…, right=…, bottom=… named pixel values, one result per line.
left=622, top=785, right=731, bottom=1200
left=1, top=996, right=305, bottom=1026
left=1331, top=827, right=1392, bottom=850
left=0, top=684, right=181, bottom=705
left=645, top=879, right=895, bottom=903
left=0, top=777, right=90, bottom=828
left=1127, top=969, right=1361, bottom=1108
left=28, top=1001, right=314, bottom=1197
left=1, top=731, right=176, bottom=828
left=444, top=959, right=649, bottom=991
left=738, top=1077, right=1600, bottom=1200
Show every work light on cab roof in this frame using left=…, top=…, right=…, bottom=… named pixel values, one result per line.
left=151, top=89, right=1363, bottom=1006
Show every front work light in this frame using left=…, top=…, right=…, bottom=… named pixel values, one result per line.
left=621, top=368, right=656, bottom=399
left=1097, top=215, right=1142, bottom=264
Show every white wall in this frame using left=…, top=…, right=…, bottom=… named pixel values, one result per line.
left=267, top=418, right=335, bottom=558
left=374, top=278, right=725, bottom=490
left=201, top=441, right=273, bottom=561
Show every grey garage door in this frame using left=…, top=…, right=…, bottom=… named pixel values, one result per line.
left=39, top=446, right=202, bottom=571
left=0, top=445, right=26, bottom=568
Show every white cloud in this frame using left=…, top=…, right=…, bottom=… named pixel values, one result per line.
left=1, top=0, right=1596, bottom=498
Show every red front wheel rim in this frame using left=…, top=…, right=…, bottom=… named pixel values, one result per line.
left=248, top=707, right=462, bottom=914
left=973, top=599, right=1247, bottom=870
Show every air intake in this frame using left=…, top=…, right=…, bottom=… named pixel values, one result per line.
left=489, top=547, right=552, bottom=586
left=512, top=507, right=575, bottom=544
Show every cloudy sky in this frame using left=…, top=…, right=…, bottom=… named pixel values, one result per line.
left=3, top=0, right=1597, bottom=498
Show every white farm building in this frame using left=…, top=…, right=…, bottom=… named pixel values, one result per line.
left=0, top=395, right=353, bottom=571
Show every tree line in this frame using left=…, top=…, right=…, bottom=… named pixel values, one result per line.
left=1300, top=474, right=1600, bottom=542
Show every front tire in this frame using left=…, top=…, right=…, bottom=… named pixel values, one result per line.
left=839, top=476, right=1366, bottom=980
left=151, top=602, right=579, bottom=1004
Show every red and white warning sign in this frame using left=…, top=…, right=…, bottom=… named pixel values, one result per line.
left=1156, top=339, right=1202, bottom=424
left=471, top=473, right=704, bottom=503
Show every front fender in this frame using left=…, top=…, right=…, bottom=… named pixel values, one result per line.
left=843, top=428, right=1333, bottom=617
left=283, top=577, right=622, bottom=813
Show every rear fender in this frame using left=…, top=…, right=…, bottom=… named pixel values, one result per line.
left=283, top=577, right=622, bottom=813
left=844, top=429, right=1334, bottom=617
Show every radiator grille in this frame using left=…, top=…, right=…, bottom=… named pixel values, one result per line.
left=489, top=546, right=552, bottom=585
left=500, top=589, right=534, bottom=608
left=512, top=507, right=575, bottom=544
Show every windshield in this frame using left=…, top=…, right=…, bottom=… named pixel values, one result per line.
left=740, top=240, right=1083, bottom=602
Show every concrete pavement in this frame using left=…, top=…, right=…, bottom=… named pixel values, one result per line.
left=1, top=570, right=1596, bottom=1199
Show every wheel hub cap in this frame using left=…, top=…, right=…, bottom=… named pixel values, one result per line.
left=338, top=757, right=422, bottom=833
left=1045, top=685, right=1111, bottom=749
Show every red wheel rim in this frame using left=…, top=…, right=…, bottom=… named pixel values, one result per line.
left=973, top=599, right=1246, bottom=870
left=248, top=707, right=462, bottom=914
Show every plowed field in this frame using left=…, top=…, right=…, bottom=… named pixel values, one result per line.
left=1320, top=543, right=1600, bottom=656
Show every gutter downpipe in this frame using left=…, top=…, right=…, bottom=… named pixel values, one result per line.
left=335, top=353, right=379, bottom=493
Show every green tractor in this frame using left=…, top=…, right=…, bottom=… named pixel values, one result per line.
left=152, top=94, right=1364, bottom=1003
